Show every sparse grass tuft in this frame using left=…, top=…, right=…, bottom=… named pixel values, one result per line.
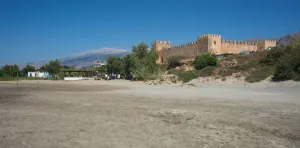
left=178, top=70, right=198, bottom=83
left=168, top=68, right=198, bottom=83
left=198, top=66, right=216, bottom=77
left=245, top=66, right=274, bottom=83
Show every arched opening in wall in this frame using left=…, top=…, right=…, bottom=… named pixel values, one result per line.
left=214, top=41, right=216, bottom=44
left=161, top=56, right=164, bottom=63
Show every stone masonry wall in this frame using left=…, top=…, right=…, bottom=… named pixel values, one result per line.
left=162, top=41, right=208, bottom=62
left=221, top=40, right=258, bottom=54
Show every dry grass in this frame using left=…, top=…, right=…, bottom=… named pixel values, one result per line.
left=245, top=66, right=274, bottom=83
left=209, top=51, right=272, bottom=82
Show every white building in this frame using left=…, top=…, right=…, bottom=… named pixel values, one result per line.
left=28, top=72, right=51, bottom=78
left=93, top=62, right=106, bottom=68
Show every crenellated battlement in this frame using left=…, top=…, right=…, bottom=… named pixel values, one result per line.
left=198, top=34, right=221, bottom=39
left=168, top=41, right=198, bottom=50
left=221, top=40, right=257, bottom=45
left=256, top=40, right=276, bottom=43
left=152, top=40, right=170, bottom=45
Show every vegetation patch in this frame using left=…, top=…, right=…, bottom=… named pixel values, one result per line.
left=178, top=70, right=198, bottom=83
left=198, top=66, right=216, bottom=77
left=167, top=56, right=183, bottom=69
left=245, top=66, right=274, bottom=83
left=193, top=53, right=218, bottom=70
left=168, top=68, right=198, bottom=83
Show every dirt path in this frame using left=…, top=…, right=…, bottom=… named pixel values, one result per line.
left=0, top=80, right=299, bottom=148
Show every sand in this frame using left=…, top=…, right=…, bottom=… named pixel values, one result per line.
left=0, top=80, right=299, bottom=148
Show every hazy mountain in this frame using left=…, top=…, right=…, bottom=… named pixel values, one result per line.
left=21, top=48, right=131, bottom=69
left=60, top=48, right=131, bottom=68
left=276, top=31, right=300, bottom=46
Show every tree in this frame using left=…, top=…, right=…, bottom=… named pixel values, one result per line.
left=39, top=65, right=46, bottom=72
left=99, top=65, right=107, bottom=74
left=21, top=65, right=35, bottom=76
left=123, top=54, right=134, bottom=79
left=132, top=42, right=149, bottom=60
left=144, top=48, right=159, bottom=73
left=1, top=64, right=19, bottom=77
left=130, top=43, right=161, bottom=80
left=45, top=59, right=61, bottom=79
left=107, top=56, right=123, bottom=76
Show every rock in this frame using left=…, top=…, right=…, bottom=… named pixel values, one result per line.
left=204, top=124, right=217, bottom=130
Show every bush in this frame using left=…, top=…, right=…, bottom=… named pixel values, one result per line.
left=167, top=56, right=182, bottom=69
left=193, top=53, right=218, bottom=70
left=198, top=66, right=216, bottom=77
left=260, top=46, right=285, bottom=66
left=168, top=68, right=198, bottom=83
left=178, top=70, right=198, bottom=83
left=273, top=40, right=300, bottom=81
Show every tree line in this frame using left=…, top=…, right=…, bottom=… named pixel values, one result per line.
left=100, top=42, right=162, bottom=80
left=0, top=60, right=75, bottom=79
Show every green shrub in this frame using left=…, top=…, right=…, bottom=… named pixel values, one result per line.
left=178, top=70, right=198, bottom=83
left=168, top=68, right=198, bottom=83
left=198, top=66, right=216, bottom=77
left=273, top=40, right=300, bottom=81
left=167, top=56, right=182, bottom=69
left=193, top=53, right=218, bottom=70
left=260, top=46, right=285, bottom=66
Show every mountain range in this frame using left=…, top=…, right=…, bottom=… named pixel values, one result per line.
left=20, top=48, right=131, bottom=69
left=21, top=31, right=300, bottom=69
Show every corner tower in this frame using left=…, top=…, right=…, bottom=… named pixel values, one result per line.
left=257, top=40, right=277, bottom=51
left=152, top=40, right=171, bottom=64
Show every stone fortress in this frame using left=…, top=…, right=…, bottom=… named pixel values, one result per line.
left=152, top=34, right=276, bottom=64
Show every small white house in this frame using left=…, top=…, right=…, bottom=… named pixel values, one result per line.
left=28, top=72, right=51, bottom=78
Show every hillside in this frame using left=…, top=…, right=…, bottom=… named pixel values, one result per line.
left=61, top=48, right=130, bottom=68
left=277, top=31, right=300, bottom=45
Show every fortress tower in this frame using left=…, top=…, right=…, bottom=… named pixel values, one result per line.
left=152, top=40, right=171, bottom=63
left=257, top=40, right=277, bottom=51
left=197, top=34, right=222, bottom=54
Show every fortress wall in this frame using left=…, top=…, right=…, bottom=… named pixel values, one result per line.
left=263, top=40, right=277, bottom=50
left=197, top=37, right=209, bottom=53
left=162, top=41, right=200, bottom=62
left=221, top=40, right=258, bottom=54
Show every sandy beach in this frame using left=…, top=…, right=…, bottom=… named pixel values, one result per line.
left=0, top=80, right=299, bottom=148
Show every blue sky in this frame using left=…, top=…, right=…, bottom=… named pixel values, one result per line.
left=1, top=0, right=300, bottom=65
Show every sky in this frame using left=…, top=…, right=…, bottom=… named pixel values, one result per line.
left=1, top=0, right=300, bottom=65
